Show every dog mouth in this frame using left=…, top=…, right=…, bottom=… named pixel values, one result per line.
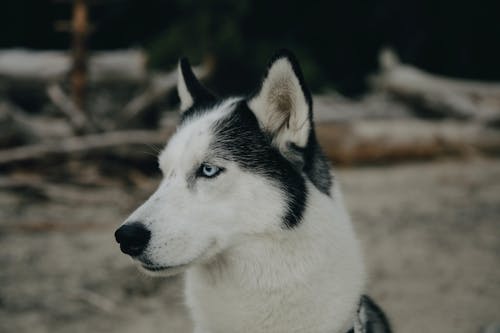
left=140, top=263, right=188, bottom=272
left=137, top=240, right=218, bottom=276
left=138, top=262, right=191, bottom=276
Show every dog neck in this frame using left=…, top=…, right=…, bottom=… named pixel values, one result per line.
left=184, top=184, right=365, bottom=333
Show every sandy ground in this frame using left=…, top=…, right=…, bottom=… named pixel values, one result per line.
left=1, top=157, right=499, bottom=333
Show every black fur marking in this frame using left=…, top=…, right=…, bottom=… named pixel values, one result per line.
left=302, top=128, right=332, bottom=195
left=211, top=102, right=307, bottom=228
left=179, top=57, right=216, bottom=117
left=284, top=142, right=306, bottom=171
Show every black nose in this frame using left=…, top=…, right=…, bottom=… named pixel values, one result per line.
left=114, top=222, right=151, bottom=257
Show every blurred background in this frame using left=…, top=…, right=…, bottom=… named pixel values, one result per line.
left=0, top=1, right=499, bottom=333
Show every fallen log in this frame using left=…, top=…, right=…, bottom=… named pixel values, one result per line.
left=0, top=101, right=41, bottom=146
left=1, top=117, right=499, bottom=166
left=0, top=49, right=147, bottom=85
left=0, top=100, right=73, bottom=146
left=120, top=65, right=209, bottom=126
left=371, top=49, right=500, bottom=123
left=313, top=93, right=414, bottom=122
left=317, top=119, right=500, bottom=165
left=0, top=129, right=172, bottom=164
left=46, top=84, right=91, bottom=132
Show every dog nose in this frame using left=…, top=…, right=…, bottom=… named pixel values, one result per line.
left=114, top=222, right=151, bottom=257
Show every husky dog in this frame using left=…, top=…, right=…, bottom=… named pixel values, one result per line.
left=115, top=50, right=391, bottom=333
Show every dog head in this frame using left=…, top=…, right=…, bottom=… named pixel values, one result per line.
left=115, top=50, right=332, bottom=276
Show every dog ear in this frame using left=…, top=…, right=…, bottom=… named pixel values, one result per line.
left=248, top=50, right=313, bottom=153
left=177, top=58, right=215, bottom=112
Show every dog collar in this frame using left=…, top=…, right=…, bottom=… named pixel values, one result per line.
left=346, top=295, right=392, bottom=333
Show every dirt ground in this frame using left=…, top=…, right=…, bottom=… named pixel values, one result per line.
left=1, top=157, right=499, bottom=333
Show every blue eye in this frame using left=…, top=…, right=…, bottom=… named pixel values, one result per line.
left=199, top=163, right=222, bottom=178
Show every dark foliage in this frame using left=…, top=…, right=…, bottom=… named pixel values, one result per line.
left=1, top=0, right=499, bottom=95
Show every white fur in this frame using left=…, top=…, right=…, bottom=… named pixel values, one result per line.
left=185, top=183, right=365, bottom=333
left=120, top=61, right=366, bottom=333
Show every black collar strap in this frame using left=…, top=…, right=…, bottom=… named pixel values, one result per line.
left=347, top=295, right=392, bottom=333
